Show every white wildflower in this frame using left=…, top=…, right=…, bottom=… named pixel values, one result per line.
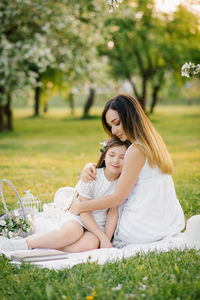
left=112, top=284, right=122, bottom=291
left=13, top=210, right=20, bottom=217
left=0, top=220, right=6, bottom=226
left=26, top=214, right=32, bottom=222
left=143, top=276, right=148, bottom=281
left=8, top=231, right=15, bottom=238
left=139, top=283, right=146, bottom=290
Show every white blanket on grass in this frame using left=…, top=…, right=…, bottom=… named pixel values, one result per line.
left=2, top=213, right=200, bottom=270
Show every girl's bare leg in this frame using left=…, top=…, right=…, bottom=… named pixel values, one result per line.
left=26, top=221, right=84, bottom=249
left=60, top=231, right=100, bottom=253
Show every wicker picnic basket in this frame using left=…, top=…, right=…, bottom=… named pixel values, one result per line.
left=0, top=179, right=35, bottom=238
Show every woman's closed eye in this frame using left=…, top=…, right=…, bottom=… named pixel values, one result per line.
left=107, top=120, right=120, bottom=128
left=114, top=121, right=120, bottom=126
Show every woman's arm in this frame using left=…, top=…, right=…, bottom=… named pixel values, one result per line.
left=70, top=146, right=145, bottom=214
left=81, top=162, right=97, bottom=182
left=104, top=207, right=118, bottom=240
left=80, top=212, right=112, bottom=248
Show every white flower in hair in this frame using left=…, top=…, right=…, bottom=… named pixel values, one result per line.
left=99, top=141, right=107, bottom=152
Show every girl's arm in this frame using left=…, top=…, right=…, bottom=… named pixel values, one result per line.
left=104, top=207, right=119, bottom=240
left=80, top=212, right=112, bottom=248
left=70, top=146, right=145, bottom=214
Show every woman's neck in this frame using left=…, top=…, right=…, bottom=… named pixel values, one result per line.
left=103, top=168, right=119, bottom=182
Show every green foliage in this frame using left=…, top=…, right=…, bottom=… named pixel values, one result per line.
left=99, top=0, right=200, bottom=109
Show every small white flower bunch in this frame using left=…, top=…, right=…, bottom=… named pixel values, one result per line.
left=0, top=210, right=34, bottom=239
left=107, top=0, right=123, bottom=12
left=99, top=141, right=107, bottom=152
left=181, top=62, right=200, bottom=78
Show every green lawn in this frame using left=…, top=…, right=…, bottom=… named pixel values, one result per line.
left=0, top=105, right=200, bottom=299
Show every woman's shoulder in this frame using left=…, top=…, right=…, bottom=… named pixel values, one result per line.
left=126, top=143, right=145, bottom=156
left=125, top=143, right=146, bottom=166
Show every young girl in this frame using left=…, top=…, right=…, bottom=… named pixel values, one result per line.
left=1, top=138, right=129, bottom=252
left=70, top=94, right=185, bottom=247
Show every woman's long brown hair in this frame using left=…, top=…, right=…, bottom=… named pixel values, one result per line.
left=102, top=94, right=173, bottom=174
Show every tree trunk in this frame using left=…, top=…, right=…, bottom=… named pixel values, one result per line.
left=128, top=78, right=141, bottom=103
left=68, top=92, right=75, bottom=116
left=0, top=106, right=4, bottom=132
left=141, top=76, right=147, bottom=111
left=43, top=103, right=48, bottom=113
left=128, top=76, right=147, bottom=112
left=83, top=88, right=95, bottom=117
left=5, top=93, right=13, bottom=131
left=34, top=75, right=41, bottom=116
left=150, top=85, right=160, bottom=114
left=0, top=87, right=5, bottom=132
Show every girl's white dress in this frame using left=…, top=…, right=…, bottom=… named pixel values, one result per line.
left=57, top=168, right=117, bottom=231
left=113, top=143, right=185, bottom=248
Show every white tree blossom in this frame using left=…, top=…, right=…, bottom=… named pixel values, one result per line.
left=181, top=62, right=200, bottom=78
left=107, top=0, right=123, bottom=11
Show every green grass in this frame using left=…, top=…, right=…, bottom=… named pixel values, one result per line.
left=0, top=105, right=200, bottom=299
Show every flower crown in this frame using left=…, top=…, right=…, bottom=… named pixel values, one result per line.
left=99, top=141, right=107, bottom=152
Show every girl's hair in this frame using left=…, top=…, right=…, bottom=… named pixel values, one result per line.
left=102, top=94, right=173, bottom=174
left=96, top=137, right=130, bottom=168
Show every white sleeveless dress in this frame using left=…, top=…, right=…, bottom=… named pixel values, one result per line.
left=113, top=143, right=185, bottom=248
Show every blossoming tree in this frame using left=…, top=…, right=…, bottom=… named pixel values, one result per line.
left=0, top=0, right=107, bottom=130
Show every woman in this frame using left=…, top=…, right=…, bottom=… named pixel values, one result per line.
left=70, top=94, right=185, bottom=248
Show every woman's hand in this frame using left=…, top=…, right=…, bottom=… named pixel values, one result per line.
left=70, top=196, right=82, bottom=215
left=81, top=162, right=96, bottom=182
left=100, top=235, right=113, bottom=248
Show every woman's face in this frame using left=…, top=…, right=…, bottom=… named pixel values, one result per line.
left=104, top=145, right=126, bottom=178
left=106, top=109, right=128, bottom=141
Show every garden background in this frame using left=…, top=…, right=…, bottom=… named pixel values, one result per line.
left=0, top=0, right=200, bottom=299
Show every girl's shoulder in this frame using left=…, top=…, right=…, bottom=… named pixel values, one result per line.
left=96, top=167, right=105, bottom=178
left=75, top=169, right=102, bottom=193
left=75, top=177, right=96, bottom=199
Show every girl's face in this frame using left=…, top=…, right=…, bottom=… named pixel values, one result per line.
left=105, top=109, right=127, bottom=141
left=104, top=145, right=127, bottom=178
